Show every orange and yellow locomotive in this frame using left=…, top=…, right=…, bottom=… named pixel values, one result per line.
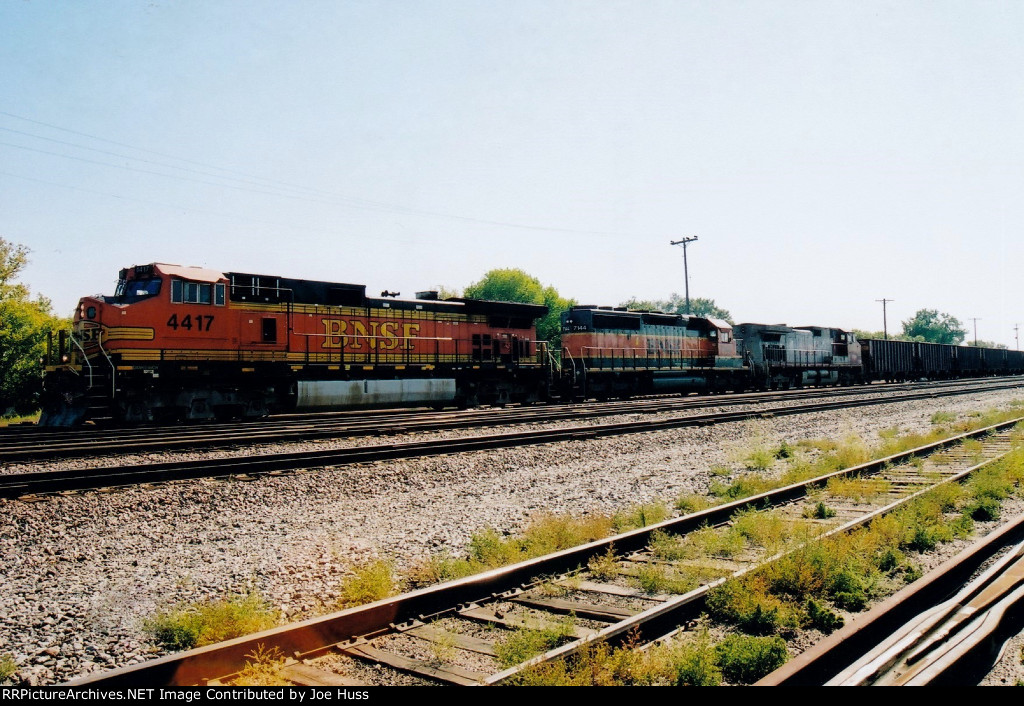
left=42, top=263, right=548, bottom=424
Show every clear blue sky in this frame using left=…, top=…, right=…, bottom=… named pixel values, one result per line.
left=2, top=1, right=1022, bottom=345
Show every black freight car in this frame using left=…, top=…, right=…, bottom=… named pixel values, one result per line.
left=862, top=339, right=1024, bottom=382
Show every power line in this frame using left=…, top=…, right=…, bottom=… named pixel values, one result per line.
left=0, top=109, right=627, bottom=237
left=0, top=125, right=332, bottom=198
left=0, top=169, right=414, bottom=244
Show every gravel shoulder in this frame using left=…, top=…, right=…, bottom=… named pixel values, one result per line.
left=1, top=388, right=1023, bottom=685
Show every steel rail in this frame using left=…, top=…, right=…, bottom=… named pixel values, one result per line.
left=759, top=513, right=1024, bottom=686
left=489, top=429, right=1022, bottom=685
left=4, top=384, right=1021, bottom=498
left=63, top=418, right=1023, bottom=687
left=4, top=377, right=1020, bottom=463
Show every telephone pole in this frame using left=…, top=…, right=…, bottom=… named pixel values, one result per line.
left=669, top=236, right=699, bottom=314
left=876, top=298, right=894, bottom=340
left=1014, top=323, right=1019, bottom=351
left=969, top=317, right=981, bottom=346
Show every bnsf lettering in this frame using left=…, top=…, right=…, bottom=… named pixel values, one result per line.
left=322, top=320, right=420, bottom=350
left=167, top=314, right=214, bottom=332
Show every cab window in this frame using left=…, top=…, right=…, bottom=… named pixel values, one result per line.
left=116, top=278, right=161, bottom=301
left=171, top=279, right=225, bottom=305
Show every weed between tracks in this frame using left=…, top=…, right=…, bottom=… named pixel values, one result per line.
left=494, top=615, right=579, bottom=668
left=504, top=626, right=788, bottom=686
left=139, top=404, right=1024, bottom=685
left=231, top=644, right=287, bottom=686
left=407, top=507, right=667, bottom=587
left=507, top=412, right=1024, bottom=685
left=694, top=406, right=1024, bottom=508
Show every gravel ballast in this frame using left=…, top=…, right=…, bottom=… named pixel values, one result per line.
left=2, top=388, right=1023, bottom=686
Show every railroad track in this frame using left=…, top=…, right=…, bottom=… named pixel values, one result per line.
left=760, top=513, right=1024, bottom=686
left=65, top=418, right=1024, bottom=686
left=3, top=377, right=1021, bottom=463
left=4, top=380, right=1022, bottom=498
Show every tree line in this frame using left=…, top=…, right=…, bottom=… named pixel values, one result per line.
left=1, top=238, right=68, bottom=416
left=853, top=309, right=1003, bottom=347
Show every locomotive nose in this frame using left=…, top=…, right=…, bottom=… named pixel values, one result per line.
left=75, top=297, right=101, bottom=323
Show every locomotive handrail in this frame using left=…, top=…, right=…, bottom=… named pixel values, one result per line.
left=69, top=333, right=94, bottom=388
left=94, top=332, right=116, bottom=397
left=762, top=344, right=835, bottom=367
left=580, top=346, right=709, bottom=370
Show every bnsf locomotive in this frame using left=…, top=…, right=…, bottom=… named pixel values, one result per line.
left=41, top=263, right=547, bottom=425
left=41, top=262, right=1024, bottom=425
left=559, top=307, right=863, bottom=397
left=559, top=305, right=1024, bottom=398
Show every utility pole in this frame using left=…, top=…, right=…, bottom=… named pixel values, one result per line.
left=1014, top=323, right=1019, bottom=351
left=669, top=236, right=698, bottom=314
left=876, top=298, right=894, bottom=340
left=969, top=317, right=981, bottom=346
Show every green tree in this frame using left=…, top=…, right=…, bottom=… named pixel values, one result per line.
left=433, top=285, right=462, bottom=300
left=851, top=329, right=914, bottom=342
left=966, top=339, right=1007, bottom=349
left=900, top=309, right=967, bottom=345
left=463, top=269, right=574, bottom=351
left=0, top=238, right=68, bottom=416
left=620, top=293, right=733, bottom=323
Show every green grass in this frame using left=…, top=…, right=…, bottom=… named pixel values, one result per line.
left=508, top=626, right=787, bottom=686
left=710, top=474, right=777, bottom=501
left=231, top=644, right=287, bottom=686
left=587, top=545, right=620, bottom=580
left=774, top=441, right=796, bottom=460
left=715, top=634, right=789, bottom=684
left=705, top=448, right=1024, bottom=641
left=337, top=559, right=400, bottom=608
left=0, top=654, right=16, bottom=681
left=675, top=493, right=715, bottom=514
left=497, top=405, right=1024, bottom=685
left=803, top=501, right=837, bottom=519
left=612, top=503, right=670, bottom=531
left=683, top=524, right=746, bottom=559
left=825, top=476, right=891, bottom=502
left=0, top=412, right=39, bottom=426
left=669, top=633, right=724, bottom=686
left=409, top=500, right=674, bottom=589
left=633, top=563, right=698, bottom=595
left=743, top=447, right=776, bottom=471
left=143, top=591, right=279, bottom=651
left=731, top=508, right=793, bottom=550
left=410, top=512, right=616, bottom=587
left=495, top=615, right=578, bottom=668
